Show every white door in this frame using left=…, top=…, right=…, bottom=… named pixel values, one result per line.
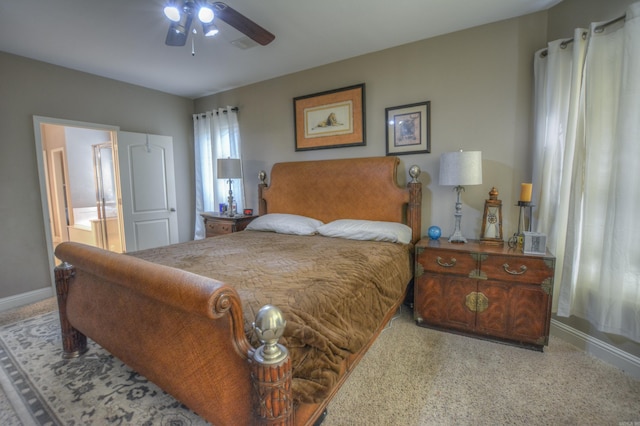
left=117, top=132, right=179, bottom=252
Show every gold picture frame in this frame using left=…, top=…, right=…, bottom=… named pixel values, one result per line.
left=293, top=84, right=365, bottom=151
left=385, top=101, right=430, bottom=155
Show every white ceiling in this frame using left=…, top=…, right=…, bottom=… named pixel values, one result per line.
left=0, top=0, right=561, bottom=99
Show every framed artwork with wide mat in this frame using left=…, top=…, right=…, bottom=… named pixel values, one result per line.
left=385, top=101, right=430, bottom=155
left=293, top=83, right=366, bottom=151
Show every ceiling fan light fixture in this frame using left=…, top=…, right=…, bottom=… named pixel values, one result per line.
left=163, top=1, right=275, bottom=47
left=165, top=12, right=193, bottom=46
left=203, top=22, right=219, bottom=37
left=173, top=13, right=191, bottom=34
left=163, top=2, right=181, bottom=22
left=198, top=5, right=215, bottom=24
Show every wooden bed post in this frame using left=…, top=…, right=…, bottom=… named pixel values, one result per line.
left=258, top=170, right=268, bottom=216
left=251, top=305, right=293, bottom=425
left=408, top=165, right=423, bottom=244
left=54, top=261, right=88, bottom=358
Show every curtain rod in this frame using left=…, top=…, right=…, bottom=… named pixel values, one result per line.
left=197, top=107, right=239, bottom=118
left=539, top=12, right=626, bottom=59
left=594, top=14, right=626, bottom=33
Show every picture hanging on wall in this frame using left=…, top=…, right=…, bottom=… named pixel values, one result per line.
left=385, top=101, right=430, bottom=155
left=293, top=83, right=366, bottom=151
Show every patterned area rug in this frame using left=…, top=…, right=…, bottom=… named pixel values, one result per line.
left=0, top=311, right=209, bottom=425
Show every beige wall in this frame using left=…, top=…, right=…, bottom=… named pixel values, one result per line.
left=195, top=12, right=548, bottom=246
left=0, top=52, right=194, bottom=299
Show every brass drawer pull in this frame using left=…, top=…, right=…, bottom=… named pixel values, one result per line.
left=436, top=256, right=456, bottom=268
left=503, top=263, right=527, bottom=275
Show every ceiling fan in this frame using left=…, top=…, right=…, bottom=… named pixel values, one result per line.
left=163, top=1, right=275, bottom=47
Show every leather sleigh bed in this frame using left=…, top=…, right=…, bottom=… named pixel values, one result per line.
left=53, top=156, right=422, bottom=425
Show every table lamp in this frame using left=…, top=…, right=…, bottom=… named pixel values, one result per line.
left=439, top=150, right=483, bottom=243
left=217, top=158, right=242, bottom=217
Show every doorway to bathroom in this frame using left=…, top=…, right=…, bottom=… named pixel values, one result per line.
left=35, top=116, right=180, bottom=288
left=39, top=122, right=124, bottom=256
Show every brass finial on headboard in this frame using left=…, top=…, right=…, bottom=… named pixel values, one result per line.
left=258, top=170, right=267, bottom=185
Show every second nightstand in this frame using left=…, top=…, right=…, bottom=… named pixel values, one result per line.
left=201, top=212, right=257, bottom=237
left=414, top=238, right=555, bottom=351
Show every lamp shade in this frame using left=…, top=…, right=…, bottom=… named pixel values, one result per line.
left=217, top=158, right=242, bottom=179
left=439, top=151, right=483, bottom=186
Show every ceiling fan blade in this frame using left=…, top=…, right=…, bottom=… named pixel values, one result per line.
left=165, top=15, right=193, bottom=46
left=213, top=2, right=275, bottom=46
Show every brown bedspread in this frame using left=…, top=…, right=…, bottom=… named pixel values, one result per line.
left=130, top=230, right=412, bottom=403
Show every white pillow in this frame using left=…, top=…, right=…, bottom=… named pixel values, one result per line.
left=246, top=213, right=323, bottom=236
left=317, top=219, right=413, bottom=244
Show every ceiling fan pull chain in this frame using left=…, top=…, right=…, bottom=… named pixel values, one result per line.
left=191, top=27, right=198, bottom=56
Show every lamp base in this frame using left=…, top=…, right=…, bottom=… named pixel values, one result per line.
left=227, top=180, right=235, bottom=217
left=448, top=231, right=467, bottom=244
left=448, top=211, right=467, bottom=243
left=448, top=186, right=468, bottom=243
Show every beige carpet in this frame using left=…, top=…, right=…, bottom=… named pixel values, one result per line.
left=1, top=299, right=639, bottom=425
left=324, top=305, right=640, bottom=425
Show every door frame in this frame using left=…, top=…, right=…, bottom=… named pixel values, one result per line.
left=33, top=116, right=120, bottom=289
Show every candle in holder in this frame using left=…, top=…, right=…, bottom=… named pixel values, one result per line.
left=519, top=183, right=532, bottom=203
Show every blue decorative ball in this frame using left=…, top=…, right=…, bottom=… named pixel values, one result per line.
left=427, top=226, right=442, bottom=240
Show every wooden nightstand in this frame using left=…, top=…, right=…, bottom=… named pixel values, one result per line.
left=414, top=239, right=555, bottom=351
left=201, top=212, right=257, bottom=237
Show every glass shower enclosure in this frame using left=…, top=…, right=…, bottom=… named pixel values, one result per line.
left=92, top=142, right=123, bottom=253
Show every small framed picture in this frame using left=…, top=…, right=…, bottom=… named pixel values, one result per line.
left=523, top=232, right=547, bottom=255
left=385, top=101, right=430, bottom=155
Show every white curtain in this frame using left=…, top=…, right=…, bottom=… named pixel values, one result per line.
left=532, top=30, right=588, bottom=254
left=533, top=2, right=640, bottom=342
left=533, top=29, right=588, bottom=312
left=193, top=107, right=245, bottom=240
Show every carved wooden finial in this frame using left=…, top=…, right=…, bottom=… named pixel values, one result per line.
left=489, top=187, right=498, bottom=200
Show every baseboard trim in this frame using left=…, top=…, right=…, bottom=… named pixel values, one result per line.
left=0, top=288, right=54, bottom=313
left=551, top=319, right=640, bottom=380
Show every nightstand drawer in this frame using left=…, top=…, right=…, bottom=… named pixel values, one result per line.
left=207, top=222, right=233, bottom=235
left=416, top=247, right=477, bottom=277
left=482, top=254, right=554, bottom=285
left=201, top=213, right=257, bottom=238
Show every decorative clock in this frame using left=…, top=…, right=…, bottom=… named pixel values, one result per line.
left=480, top=187, right=504, bottom=245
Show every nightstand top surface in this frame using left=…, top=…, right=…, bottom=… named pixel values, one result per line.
left=201, top=212, right=257, bottom=220
left=416, top=238, right=554, bottom=258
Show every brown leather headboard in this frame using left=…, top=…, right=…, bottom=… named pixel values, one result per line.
left=259, top=157, right=410, bottom=224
